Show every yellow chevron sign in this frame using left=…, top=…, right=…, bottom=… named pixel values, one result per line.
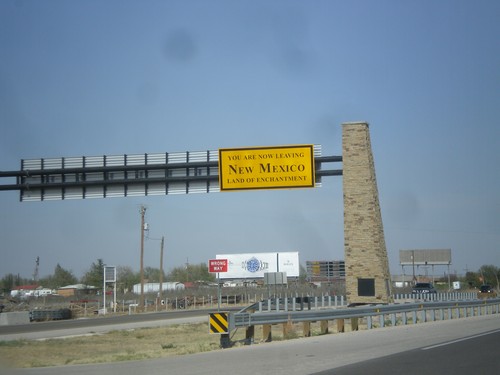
left=209, top=312, right=229, bottom=334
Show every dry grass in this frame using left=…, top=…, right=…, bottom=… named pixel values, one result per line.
left=0, top=323, right=232, bottom=368
left=0, top=320, right=350, bottom=368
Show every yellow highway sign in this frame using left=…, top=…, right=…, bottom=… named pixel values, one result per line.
left=218, top=145, right=315, bottom=191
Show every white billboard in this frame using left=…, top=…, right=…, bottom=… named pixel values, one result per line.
left=215, top=252, right=299, bottom=279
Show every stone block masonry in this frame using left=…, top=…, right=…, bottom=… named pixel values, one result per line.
left=342, top=122, right=391, bottom=304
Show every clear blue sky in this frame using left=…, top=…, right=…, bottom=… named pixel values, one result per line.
left=1, top=0, right=498, bottom=282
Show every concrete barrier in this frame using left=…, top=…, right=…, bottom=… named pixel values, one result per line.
left=0, top=311, right=30, bottom=326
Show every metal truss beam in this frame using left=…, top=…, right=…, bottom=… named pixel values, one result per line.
left=0, top=151, right=342, bottom=201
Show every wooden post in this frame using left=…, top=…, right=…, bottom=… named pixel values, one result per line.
left=320, top=320, right=329, bottom=334
left=139, top=206, right=146, bottom=311
left=245, top=326, right=254, bottom=345
left=283, top=321, right=294, bottom=338
left=220, top=333, right=231, bottom=348
left=263, top=324, right=272, bottom=342
left=303, top=321, right=311, bottom=337
left=337, top=319, right=345, bottom=333
left=351, top=317, right=359, bottom=331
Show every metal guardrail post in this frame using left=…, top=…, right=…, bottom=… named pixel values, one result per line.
left=367, top=315, right=373, bottom=329
left=390, top=313, right=396, bottom=326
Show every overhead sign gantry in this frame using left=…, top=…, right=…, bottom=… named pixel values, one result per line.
left=0, top=145, right=341, bottom=201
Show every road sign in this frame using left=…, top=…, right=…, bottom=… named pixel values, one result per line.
left=218, top=145, right=315, bottom=191
left=104, top=266, right=116, bottom=282
left=209, top=259, right=228, bottom=273
left=209, top=312, right=229, bottom=334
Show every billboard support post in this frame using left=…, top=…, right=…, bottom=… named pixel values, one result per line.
left=208, top=259, right=228, bottom=311
left=103, top=266, right=116, bottom=315
left=217, top=272, right=221, bottom=311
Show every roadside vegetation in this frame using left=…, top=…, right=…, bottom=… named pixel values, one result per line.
left=0, top=322, right=224, bottom=368
left=0, top=259, right=218, bottom=294
left=2, top=259, right=499, bottom=297
left=0, top=320, right=338, bottom=368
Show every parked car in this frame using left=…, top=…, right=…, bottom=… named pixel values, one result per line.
left=412, top=282, right=437, bottom=294
left=477, top=284, right=497, bottom=299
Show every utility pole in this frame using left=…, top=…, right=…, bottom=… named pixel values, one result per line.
left=139, top=205, right=147, bottom=310
left=411, top=250, right=416, bottom=283
left=159, top=236, right=164, bottom=305
left=33, top=256, right=40, bottom=283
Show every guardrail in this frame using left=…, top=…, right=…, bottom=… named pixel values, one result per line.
left=240, top=295, right=347, bottom=313
left=394, top=292, right=477, bottom=301
left=227, top=298, right=500, bottom=345
left=239, top=292, right=477, bottom=314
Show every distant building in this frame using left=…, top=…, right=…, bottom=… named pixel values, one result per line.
left=132, top=282, right=185, bottom=294
left=33, top=288, right=55, bottom=297
left=57, top=284, right=98, bottom=297
left=391, top=275, right=412, bottom=288
left=10, top=285, right=39, bottom=298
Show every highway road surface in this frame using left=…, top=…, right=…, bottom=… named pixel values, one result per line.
left=3, top=313, right=499, bottom=374
left=317, top=328, right=500, bottom=374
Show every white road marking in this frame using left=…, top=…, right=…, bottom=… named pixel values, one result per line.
left=422, top=329, right=500, bottom=350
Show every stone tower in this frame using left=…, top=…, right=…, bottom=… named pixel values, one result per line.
left=342, top=122, right=391, bottom=304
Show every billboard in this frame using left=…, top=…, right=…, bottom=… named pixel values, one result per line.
left=104, top=266, right=116, bottom=282
left=399, top=249, right=452, bottom=265
left=215, top=252, right=299, bottom=279
left=218, top=145, right=315, bottom=191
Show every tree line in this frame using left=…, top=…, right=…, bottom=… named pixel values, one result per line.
left=0, top=259, right=215, bottom=294
left=2, top=262, right=500, bottom=295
